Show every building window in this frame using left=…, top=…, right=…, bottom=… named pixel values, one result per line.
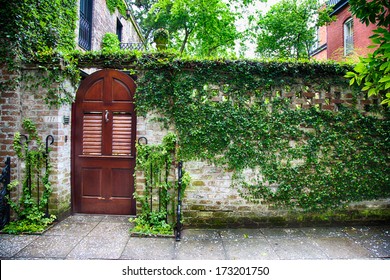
left=312, top=27, right=320, bottom=50
left=116, top=19, right=123, bottom=43
left=79, top=0, right=93, bottom=50
left=344, top=18, right=353, bottom=56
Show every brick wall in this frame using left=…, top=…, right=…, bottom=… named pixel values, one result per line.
left=1, top=65, right=388, bottom=226
left=0, top=65, right=75, bottom=219
left=0, top=65, right=21, bottom=165
left=311, top=4, right=380, bottom=61
left=327, top=5, right=377, bottom=61
left=90, top=0, right=142, bottom=51
left=135, top=78, right=387, bottom=227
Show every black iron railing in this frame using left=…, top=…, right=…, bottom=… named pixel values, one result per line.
left=137, top=137, right=183, bottom=240
left=120, top=42, right=145, bottom=51
left=137, top=137, right=171, bottom=219
left=17, top=134, right=54, bottom=218
left=0, top=157, right=11, bottom=230
left=79, top=12, right=91, bottom=50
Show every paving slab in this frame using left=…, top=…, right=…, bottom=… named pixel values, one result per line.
left=43, top=221, right=98, bottom=237
left=260, top=228, right=307, bottom=239
left=87, top=222, right=131, bottom=239
left=301, top=227, right=348, bottom=238
left=219, top=228, right=264, bottom=239
left=121, top=237, right=175, bottom=260
left=180, top=229, right=221, bottom=241
left=223, top=237, right=279, bottom=260
left=61, top=214, right=104, bottom=223
left=101, top=215, right=132, bottom=224
left=66, top=235, right=129, bottom=260
left=14, top=235, right=82, bottom=259
left=343, top=226, right=390, bottom=258
left=0, top=234, right=39, bottom=259
left=269, top=238, right=329, bottom=260
left=175, top=239, right=226, bottom=260
left=311, top=237, right=374, bottom=259
left=2, top=215, right=390, bottom=260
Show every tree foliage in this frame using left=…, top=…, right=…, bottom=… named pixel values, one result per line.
left=345, top=0, right=390, bottom=106
left=255, top=0, right=334, bottom=59
left=130, top=0, right=240, bottom=57
left=128, top=0, right=159, bottom=41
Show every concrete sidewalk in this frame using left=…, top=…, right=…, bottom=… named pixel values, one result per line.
left=1, top=214, right=389, bottom=260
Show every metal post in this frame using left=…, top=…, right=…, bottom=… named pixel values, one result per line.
left=45, top=135, right=54, bottom=217
left=20, top=135, right=31, bottom=196
left=165, top=158, right=169, bottom=222
left=150, top=162, right=153, bottom=212
left=176, top=161, right=183, bottom=241
left=37, top=153, right=40, bottom=208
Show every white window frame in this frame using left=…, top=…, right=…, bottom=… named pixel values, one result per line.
left=344, top=18, right=354, bottom=56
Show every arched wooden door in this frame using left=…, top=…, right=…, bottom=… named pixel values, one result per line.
left=72, top=69, right=136, bottom=215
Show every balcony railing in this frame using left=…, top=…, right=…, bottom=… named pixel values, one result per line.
left=120, top=42, right=145, bottom=51
left=79, top=12, right=91, bottom=50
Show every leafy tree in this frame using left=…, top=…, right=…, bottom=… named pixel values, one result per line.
left=255, top=0, right=334, bottom=59
left=128, top=0, right=159, bottom=41
left=131, top=0, right=240, bottom=57
left=345, top=0, right=390, bottom=106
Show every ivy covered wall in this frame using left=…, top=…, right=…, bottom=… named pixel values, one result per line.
left=125, top=55, right=389, bottom=226
left=1, top=50, right=389, bottom=226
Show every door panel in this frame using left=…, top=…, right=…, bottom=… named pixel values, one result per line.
left=72, top=69, right=136, bottom=215
left=111, top=168, right=133, bottom=198
left=81, top=168, right=102, bottom=197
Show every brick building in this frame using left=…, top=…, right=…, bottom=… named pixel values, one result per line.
left=311, top=0, right=379, bottom=61
left=77, top=0, right=144, bottom=51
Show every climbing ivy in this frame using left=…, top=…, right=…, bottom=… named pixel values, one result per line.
left=62, top=51, right=389, bottom=212
left=106, top=0, right=128, bottom=17
left=0, top=0, right=77, bottom=63
left=132, top=55, right=389, bottom=212
left=2, top=119, right=56, bottom=234
left=130, top=132, right=190, bottom=235
left=0, top=0, right=79, bottom=107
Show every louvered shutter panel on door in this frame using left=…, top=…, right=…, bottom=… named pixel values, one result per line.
left=82, top=113, right=102, bottom=155
left=112, top=113, right=132, bottom=156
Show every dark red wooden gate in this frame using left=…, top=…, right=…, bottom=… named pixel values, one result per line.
left=72, top=69, right=136, bottom=215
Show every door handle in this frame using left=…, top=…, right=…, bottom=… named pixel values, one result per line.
left=105, top=110, right=109, bottom=122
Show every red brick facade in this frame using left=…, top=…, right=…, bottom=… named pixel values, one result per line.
left=312, top=2, right=378, bottom=61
